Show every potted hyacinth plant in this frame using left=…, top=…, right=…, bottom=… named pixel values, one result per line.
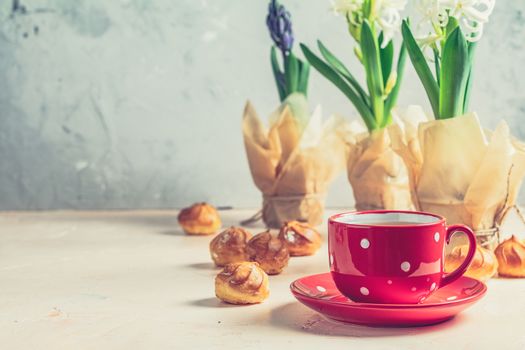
left=300, top=0, right=414, bottom=210
left=242, top=0, right=347, bottom=228
left=267, top=0, right=310, bottom=112
left=391, top=0, right=525, bottom=248
left=401, top=0, right=491, bottom=120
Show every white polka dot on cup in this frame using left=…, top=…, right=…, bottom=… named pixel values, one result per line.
left=387, top=280, right=392, bottom=285
left=360, top=238, right=370, bottom=249
left=316, top=286, right=326, bottom=293
left=430, top=282, right=437, bottom=291
left=411, top=287, right=417, bottom=292
left=400, top=261, right=411, bottom=272
left=360, top=287, right=369, bottom=296
left=434, top=232, right=440, bottom=242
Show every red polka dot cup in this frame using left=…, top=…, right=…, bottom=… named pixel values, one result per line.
left=328, top=210, right=476, bottom=304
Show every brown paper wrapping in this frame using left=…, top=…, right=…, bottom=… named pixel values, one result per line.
left=345, top=121, right=413, bottom=211
left=242, top=93, right=346, bottom=228
left=390, top=106, right=525, bottom=248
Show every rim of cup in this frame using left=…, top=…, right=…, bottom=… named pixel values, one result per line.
left=329, top=210, right=446, bottom=228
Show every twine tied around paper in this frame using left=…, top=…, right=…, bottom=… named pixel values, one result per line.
left=240, top=192, right=326, bottom=228
left=474, top=205, right=525, bottom=249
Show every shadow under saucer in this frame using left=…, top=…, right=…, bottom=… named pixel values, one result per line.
left=270, top=302, right=463, bottom=338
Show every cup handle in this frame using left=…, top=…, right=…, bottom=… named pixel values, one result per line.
left=441, top=224, right=477, bottom=287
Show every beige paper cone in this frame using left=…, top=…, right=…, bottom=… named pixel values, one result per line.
left=346, top=122, right=413, bottom=211
left=390, top=107, right=525, bottom=248
left=262, top=193, right=326, bottom=229
left=242, top=94, right=346, bottom=228
left=242, top=102, right=280, bottom=194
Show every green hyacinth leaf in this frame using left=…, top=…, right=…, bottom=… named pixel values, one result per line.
left=439, top=27, right=469, bottom=119
left=433, top=47, right=441, bottom=87
left=445, top=16, right=460, bottom=39
left=363, top=0, right=372, bottom=19
left=463, top=41, right=477, bottom=114
left=401, top=20, right=440, bottom=118
left=383, top=41, right=407, bottom=127
left=379, top=32, right=394, bottom=88
left=285, top=51, right=299, bottom=96
left=297, top=59, right=310, bottom=96
left=317, top=40, right=369, bottom=107
left=300, top=43, right=376, bottom=131
left=360, top=20, right=384, bottom=126
left=270, top=46, right=286, bottom=101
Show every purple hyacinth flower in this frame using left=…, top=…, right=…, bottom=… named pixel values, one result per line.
left=266, top=0, right=294, bottom=54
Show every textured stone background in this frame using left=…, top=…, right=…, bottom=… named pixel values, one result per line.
left=0, top=0, right=523, bottom=210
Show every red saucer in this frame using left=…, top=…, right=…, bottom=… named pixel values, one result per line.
left=290, top=273, right=487, bottom=327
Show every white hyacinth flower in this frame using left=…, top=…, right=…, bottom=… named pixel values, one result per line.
left=331, top=0, right=364, bottom=17
left=413, top=1, right=448, bottom=55
left=416, top=33, right=442, bottom=61
left=416, top=0, right=449, bottom=28
left=416, top=33, right=443, bottom=50
left=441, top=0, right=496, bottom=41
left=375, top=0, right=407, bottom=47
left=331, top=0, right=407, bottom=48
left=416, top=0, right=496, bottom=42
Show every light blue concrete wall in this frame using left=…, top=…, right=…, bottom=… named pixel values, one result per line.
left=0, top=0, right=523, bottom=210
